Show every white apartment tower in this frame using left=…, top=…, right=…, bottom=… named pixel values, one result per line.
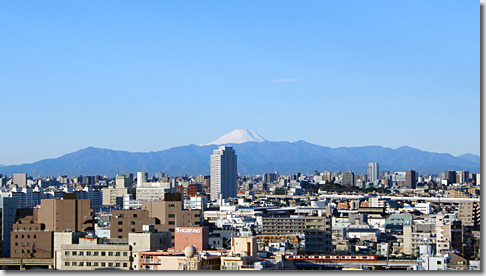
left=210, top=146, right=237, bottom=201
left=367, top=162, right=379, bottom=183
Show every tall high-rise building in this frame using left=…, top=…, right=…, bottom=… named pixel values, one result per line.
left=367, top=162, right=379, bottom=183
left=342, top=171, right=354, bottom=186
left=210, top=146, right=237, bottom=201
left=405, top=170, right=418, bottom=189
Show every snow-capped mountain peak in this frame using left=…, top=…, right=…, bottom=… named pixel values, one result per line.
left=207, top=129, right=267, bottom=145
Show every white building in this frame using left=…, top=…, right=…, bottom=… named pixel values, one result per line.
left=210, top=146, right=237, bottom=201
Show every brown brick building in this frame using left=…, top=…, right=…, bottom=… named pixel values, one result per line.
left=10, top=208, right=53, bottom=259
left=10, top=195, right=94, bottom=259
left=38, top=195, right=94, bottom=232
left=110, top=209, right=158, bottom=239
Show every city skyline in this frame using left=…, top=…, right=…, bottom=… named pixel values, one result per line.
left=0, top=1, right=479, bottom=165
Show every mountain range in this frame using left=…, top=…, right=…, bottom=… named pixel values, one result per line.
left=0, top=129, right=480, bottom=177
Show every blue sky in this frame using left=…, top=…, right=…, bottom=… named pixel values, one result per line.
left=0, top=1, right=479, bottom=165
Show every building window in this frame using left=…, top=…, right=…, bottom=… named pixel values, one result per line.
left=115, top=263, right=121, bottom=267
left=86, top=262, right=91, bottom=266
left=86, top=251, right=91, bottom=256
left=118, top=221, right=123, bottom=225
left=94, top=251, right=99, bottom=256
left=131, top=228, right=136, bottom=232
left=118, top=229, right=123, bottom=232
left=123, top=252, right=128, bottom=256
left=133, top=214, right=138, bottom=218
left=109, top=251, right=114, bottom=256
left=168, top=214, right=175, bottom=218
left=123, top=263, right=128, bottom=267
left=27, top=235, right=30, bottom=238
left=72, top=262, right=77, bottom=266
left=115, top=252, right=121, bottom=256
left=94, top=262, right=99, bottom=266
left=65, top=251, right=70, bottom=256
left=101, top=252, right=106, bottom=256
left=169, top=221, right=175, bottom=225
left=108, top=263, right=113, bottom=267
left=169, top=204, right=175, bottom=207
left=118, top=236, right=123, bottom=239
left=131, top=221, right=135, bottom=225
left=101, top=262, right=106, bottom=267
left=65, top=262, right=69, bottom=266
left=79, top=262, right=84, bottom=266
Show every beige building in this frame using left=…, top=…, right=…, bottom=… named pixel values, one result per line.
left=115, top=175, right=132, bottom=189
left=60, top=243, right=131, bottom=270
left=403, top=225, right=434, bottom=256
left=13, top=173, right=27, bottom=187
left=448, top=189, right=469, bottom=198
left=220, top=237, right=268, bottom=271
left=304, top=214, right=332, bottom=254
left=136, top=186, right=171, bottom=201
left=102, top=187, right=129, bottom=206
left=435, top=213, right=451, bottom=254
left=54, top=231, right=170, bottom=270
left=129, top=232, right=171, bottom=270
left=458, top=201, right=480, bottom=227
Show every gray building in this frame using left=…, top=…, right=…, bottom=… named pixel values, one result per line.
left=0, top=197, right=18, bottom=257
left=210, top=146, right=237, bottom=201
left=13, top=173, right=27, bottom=187
left=342, top=171, right=354, bottom=186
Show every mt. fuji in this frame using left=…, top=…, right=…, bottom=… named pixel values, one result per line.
left=0, top=129, right=479, bottom=177
left=206, top=129, right=267, bottom=145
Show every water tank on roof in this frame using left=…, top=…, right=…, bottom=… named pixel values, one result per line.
left=184, top=245, right=197, bottom=258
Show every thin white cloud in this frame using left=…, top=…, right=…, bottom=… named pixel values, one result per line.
left=270, top=78, right=304, bottom=83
